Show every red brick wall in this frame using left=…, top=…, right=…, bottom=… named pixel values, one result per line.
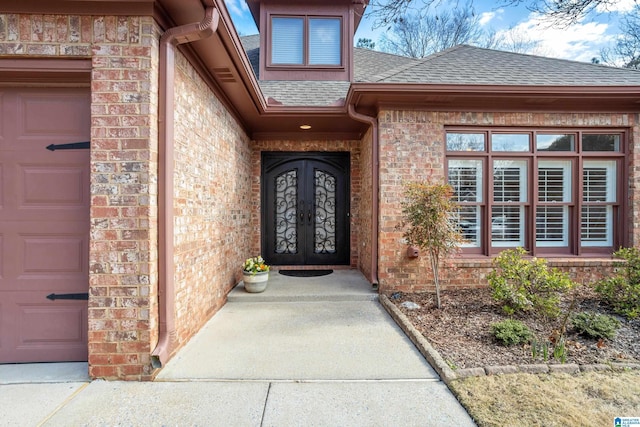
left=0, top=13, right=159, bottom=380
left=172, top=52, right=252, bottom=347
left=250, top=140, right=362, bottom=267
left=377, top=110, right=639, bottom=292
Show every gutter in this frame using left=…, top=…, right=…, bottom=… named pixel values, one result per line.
left=152, top=5, right=219, bottom=369
left=347, top=104, right=379, bottom=290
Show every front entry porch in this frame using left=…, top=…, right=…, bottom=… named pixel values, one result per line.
left=156, top=269, right=430, bottom=381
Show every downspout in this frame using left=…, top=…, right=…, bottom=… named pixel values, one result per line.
left=151, top=6, right=219, bottom=369
left=347, top=104, right=379, bottom=290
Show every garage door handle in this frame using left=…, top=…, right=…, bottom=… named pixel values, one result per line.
left=46, top=141, right=90, bottom=151
left=46, top=293, right=89, bottom=300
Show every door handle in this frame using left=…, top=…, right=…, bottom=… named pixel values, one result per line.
left=308, top=210, right=312, bottom=224
left=299, top=200, right=305, bottom=223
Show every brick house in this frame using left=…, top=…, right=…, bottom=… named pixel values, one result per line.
left=0, top=0, right=638, bottom=379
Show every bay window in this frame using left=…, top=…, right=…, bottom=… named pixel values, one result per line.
left=446, top=129, right=625, bottom=256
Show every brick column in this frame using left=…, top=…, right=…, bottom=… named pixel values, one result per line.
left=88, top=16, right=159, bottom=380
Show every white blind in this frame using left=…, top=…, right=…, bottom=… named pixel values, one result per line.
left=309, top=18, right=341, bottom=65
left=448, top=159, right=483, bottom=202
left=271, top=17, right=303, bottom=64
left=493, top=160, right=527, bottom=203
left=537, top=161, right=571, bottom=246
left=582, top=160, right=616, bottom=246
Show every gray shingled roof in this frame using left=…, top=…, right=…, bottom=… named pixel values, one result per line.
left=372, top=45, right=640, bottom=85
left=239, top=36, right=640, bottom=106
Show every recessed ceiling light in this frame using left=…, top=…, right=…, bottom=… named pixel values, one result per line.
left=300, top=124, right=312, bottom=130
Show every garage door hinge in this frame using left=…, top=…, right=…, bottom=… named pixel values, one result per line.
left=46, top=141, right=90, bottom=151
left=46, top=293, right=89, bottom=300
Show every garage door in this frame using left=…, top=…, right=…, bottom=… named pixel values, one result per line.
left=0, top=87, right=90, bottom=363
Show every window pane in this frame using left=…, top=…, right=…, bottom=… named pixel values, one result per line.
left=492, top=206, right=524, bottom=247
left=448, top=159, right=483, bottom=202
left=538, top=160, right=571, bottom=202
left=582, top=134, right=620, bottom=152
left=455, top=206, right=481, bottom=247
left=491, top=134, right=530, bottom=152
left=446, top=133, right=485, bottom=151
left=493, top=160, right=527, bottom=202
left=536, top=134, right=575, bottom=151
left=272, top=17, right=303, bottom=64
left=582, top=206, right=612, bottom=246
left=583, top=161, right=616, bottom=202
left=537, top=206, right=568, bottom=246
left=309, top=18, right=341, bottom=65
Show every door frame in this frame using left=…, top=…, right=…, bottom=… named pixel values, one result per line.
left=261, top=151, right=351, bottom=266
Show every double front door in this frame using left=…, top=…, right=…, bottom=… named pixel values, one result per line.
left=262, top=153, right=350, bottom=265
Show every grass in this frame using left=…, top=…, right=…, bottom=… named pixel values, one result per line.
left=449, top=370, right=640, bottom=427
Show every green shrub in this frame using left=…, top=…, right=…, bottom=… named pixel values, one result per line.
left=491, top=319, right=533, bottom=346
left=595, top=247, right=640, bottom=319
left=572, top=312, right=620, bottom=340
left=487, top=247, right=576, bottom=318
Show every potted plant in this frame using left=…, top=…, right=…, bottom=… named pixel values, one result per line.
left=242, top=256, right=270, bottom=293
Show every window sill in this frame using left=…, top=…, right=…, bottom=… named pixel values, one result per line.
left=448, top=255, right=618, bottom=269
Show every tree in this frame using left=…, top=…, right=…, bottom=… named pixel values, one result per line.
left=600, top=4, right=640, bottom=69
left=367, top=0, right=639, bottom=28
left=399, top=183, right=462, bottom=309
left=356, top=38, right=376, bottom=49
left=379, top=6, right=486, bottom=58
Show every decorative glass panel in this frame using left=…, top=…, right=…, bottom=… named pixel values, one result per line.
left=309, top=18, right=341, bottom=65
left=446, top=133, right=485, bottom=151
left=314, top=169, right=337, bottom=254
left=536, top=134, right=575, bottom=151
left=491, top=206, right=524, bottom=247
left=448, top=159, right=483, bottom=202
left=582, top=134, right=620, bottom=152
left=274, top=170, right=298, bottom=254
left=272, top=17, right=303, bottom=64
left=491, top=134, right=530, bottom=152
left=493, top=160, right=527, bottom=203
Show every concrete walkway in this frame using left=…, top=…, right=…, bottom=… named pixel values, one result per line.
left=0, top=270, right=475, bottom=426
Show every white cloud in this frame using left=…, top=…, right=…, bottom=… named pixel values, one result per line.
left=503, top=13, right=614, bottom=62
left=479, top=9, right=504, bottom=26
left=224, top=0, right=249, bottom=17
left=595, top=0, right=637, bottom=14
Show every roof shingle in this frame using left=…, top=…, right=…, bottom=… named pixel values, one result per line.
left=239, top=36, right=640, bottom=106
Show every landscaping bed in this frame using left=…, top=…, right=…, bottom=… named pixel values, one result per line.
left=387, top=286, right=640, bottom=370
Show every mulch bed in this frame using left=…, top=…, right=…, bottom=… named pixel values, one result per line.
left=388, top=287, right=640, bottom=370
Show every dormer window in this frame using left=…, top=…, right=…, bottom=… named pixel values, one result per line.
left=270, top=16, right=342, bottom=67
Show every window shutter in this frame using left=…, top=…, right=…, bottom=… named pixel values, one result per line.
left=582, top=160, right=616, bottom=247
left=272, top=17, right=303, bottom=64
left=448, top=160, right=482, bottom=247
left=537, top=161, right=571, bottom=247
left=309, top=18, right=341, bottom=65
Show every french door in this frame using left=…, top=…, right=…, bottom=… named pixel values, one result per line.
left=262, top=152, right=350, bottom=265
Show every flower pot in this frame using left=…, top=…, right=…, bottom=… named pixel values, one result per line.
left=243, top=271, right=269, bottom=293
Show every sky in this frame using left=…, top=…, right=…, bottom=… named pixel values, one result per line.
left=224, top=0, right=637, bottom=63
